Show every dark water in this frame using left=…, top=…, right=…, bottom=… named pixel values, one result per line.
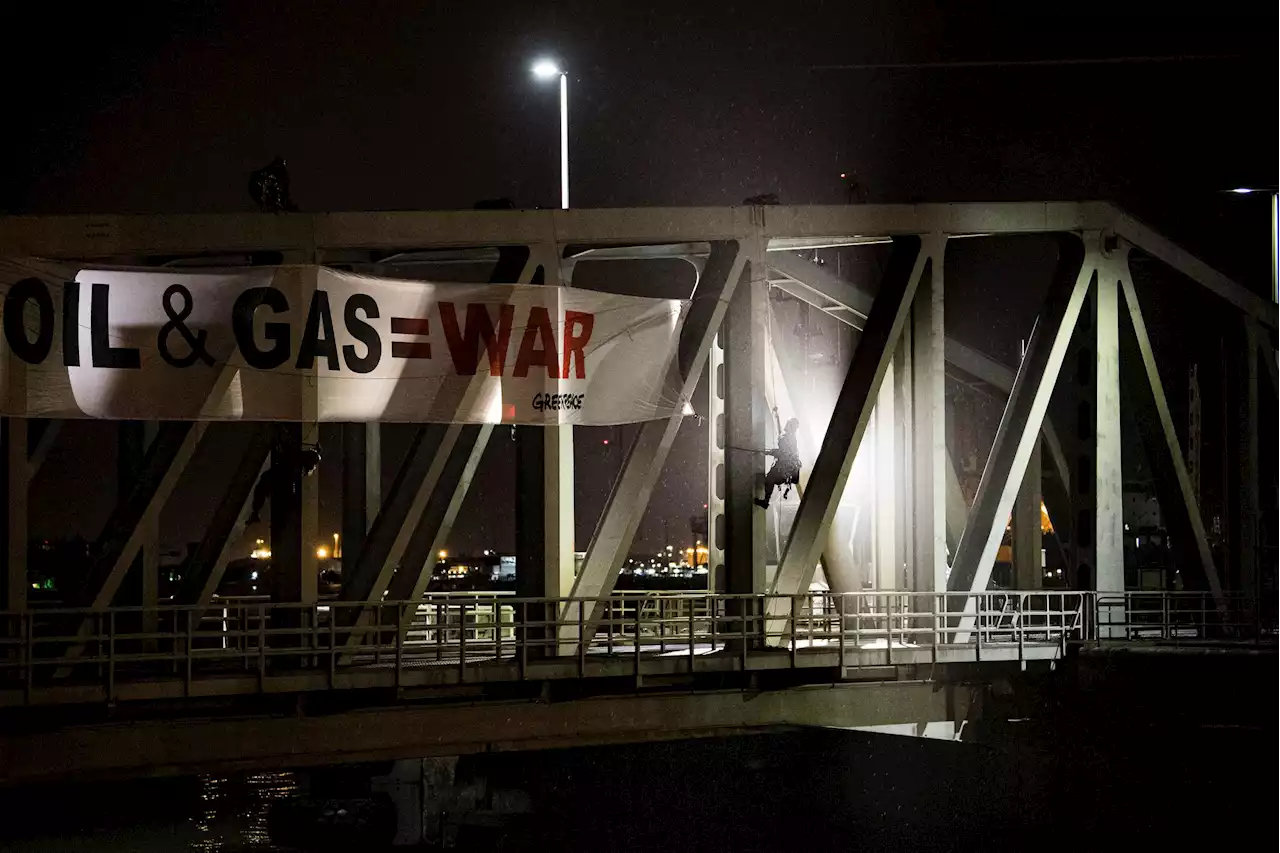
left=0, top=722, right=1274, bottom=852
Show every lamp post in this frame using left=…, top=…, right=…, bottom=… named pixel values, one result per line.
left=531, top=59, right=569, bottom=209
left=1226, top=187, right=1278, bottom=302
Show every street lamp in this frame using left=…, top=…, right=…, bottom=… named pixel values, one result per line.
left=531, top=58, right=569, bottom=209
left=1223, top=186, right=1279, bottom=302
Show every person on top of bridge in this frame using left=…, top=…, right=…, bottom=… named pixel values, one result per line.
left=755, top=417, right=801, bottom=509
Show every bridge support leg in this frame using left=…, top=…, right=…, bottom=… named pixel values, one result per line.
left=1094, top=267, right=1125, bottom=609
left=771, top=235, right=931, bottom=627
left=912, top=253, right=947, bottom=596
left=949, top=234, right=1093, bottom=640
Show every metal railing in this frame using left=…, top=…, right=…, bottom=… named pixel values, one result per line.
left=0, top=590, right=1089, bottom=705
left=1094, top=590, right=1272, bottom=643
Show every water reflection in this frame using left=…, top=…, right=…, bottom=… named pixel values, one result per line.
left=190, top=772, right=299, bottom=852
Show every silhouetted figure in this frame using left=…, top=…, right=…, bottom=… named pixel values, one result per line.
left=473, top=198, right=515, bottom=209
left=842, top=171, right=868, bottom=204
left=249, top=157, right=297, bottom=212
left=248, top=447, right=321, bottom=524
left=755, top=418, right=802, bottom=508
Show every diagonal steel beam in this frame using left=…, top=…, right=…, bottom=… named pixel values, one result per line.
left=176, top=425, right=275, bottom=609
left=26, top=419, right=61, bottom=480
left=768, top=253, right=1071, bottom=501
left=389, top=424, right=492, bottom=603
left=948, top=234, right=1093, bottom=610
left=77, top=420, right=208, bottom=609
left=770, top=235, right=931, bottom=607
left=767, top=250, right=874, bottom=323
left=339, top=424, right=459, bottom=604
left=945, top=339, right=1070, bottom=492
left=563, top=240, right=746, bottom=647
left=1117, top=255, right=1225, bottom=608
left=1259, top=329, right=1278, bottom=395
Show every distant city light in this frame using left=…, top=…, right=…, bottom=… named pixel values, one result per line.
left=438, top=549, right=448, bottom=560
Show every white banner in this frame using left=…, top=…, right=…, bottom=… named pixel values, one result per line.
left=0, top=262, right=690, bottom=425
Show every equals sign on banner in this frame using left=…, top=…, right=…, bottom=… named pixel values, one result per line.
left=390, top=317, right=431, bottom=359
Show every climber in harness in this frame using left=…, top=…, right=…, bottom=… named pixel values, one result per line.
left=248, top=441, right=322, bottom=524
left=755, top=415, right=802, bottom=509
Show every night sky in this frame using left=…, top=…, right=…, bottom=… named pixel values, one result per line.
left=3, top=1, right=1275, bottom=557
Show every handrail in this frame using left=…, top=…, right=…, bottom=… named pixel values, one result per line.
left=0, top=589, right=1090, bottom=706
left=0, top=590, right=1269, bottom=708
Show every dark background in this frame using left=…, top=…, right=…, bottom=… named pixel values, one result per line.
left=3, top=0, right=1275, bottom=555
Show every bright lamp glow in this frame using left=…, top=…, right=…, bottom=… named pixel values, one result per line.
left=531, top=60, right=561, bottom=79
left=1232, top=187, right=1255, bottom=194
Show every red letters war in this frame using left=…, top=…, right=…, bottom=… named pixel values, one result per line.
left=434, top=303, right=595, bottom=379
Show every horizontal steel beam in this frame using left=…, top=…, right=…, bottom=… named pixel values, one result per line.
left=0, top=680, right=978, bottom=784
left=0, top=201, right=1135, bottom=253
left=2, top=202, right=1264, bottom=326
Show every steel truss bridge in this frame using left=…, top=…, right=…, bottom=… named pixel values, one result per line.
left=0, top=202, right=1275, bottom=782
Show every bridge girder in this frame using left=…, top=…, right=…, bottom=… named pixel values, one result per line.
left=0, top=201, right=1262, bottom=639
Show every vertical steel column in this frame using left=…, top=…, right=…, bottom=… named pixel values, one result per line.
left=1013, top=438, right=1043, bottom=590
left=341, top=423, right=381, bottom=568
left=1, top=339, right=26, bottom=614
left=545, top=422, right=575, bottom=599
left=1094, top=267, right=1124, bottom=600
left=516, top=424, right=569, bottom=656
left=912, top=252, right=947, bottom=595
left=874, top=361, right=897, bottom=590
left=894, top=323, right=914, bottom=591
left=270, top=423, right=306, bottom=603
left=1, top=417, right=27, bottom=612
left=708, top=329, right=726, bottom=591
left=723, top=226, right=769, bottom=599
left=1238, top=320, right=1261, bottom=611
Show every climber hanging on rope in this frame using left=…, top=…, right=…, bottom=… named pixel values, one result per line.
left=755, top=412, right=802, bottom=509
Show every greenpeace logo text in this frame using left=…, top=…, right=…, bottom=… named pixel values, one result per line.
left=532, top=392, right=585, bottom=412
